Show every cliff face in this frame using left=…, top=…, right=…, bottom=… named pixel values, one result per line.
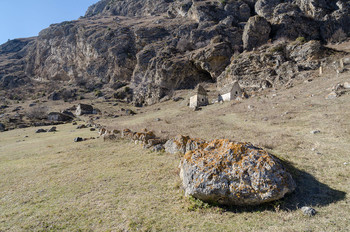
left=0, top=0, right=349, bottom=105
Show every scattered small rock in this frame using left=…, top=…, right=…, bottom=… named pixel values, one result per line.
left=74, top=137, right=83, bottom=142
left=125, top=109, right=136, bottom=116
left=35, top=129, right=47, bottom=133
left=172, top=96, right=184, bottom=102
left=12, top=107, right=22, bottom=112
left=152, top=144, right=164, bottom=152
left=248, top=105, right=254, bottom=110
left=90, top=128, right=96, bottom=131
left=18, top=124, right=29, bottom=129
left=310, top=130, right=320, bottom=134
left=76, top=124, right=87, bottom=129
left=155, top=118, right=161, bottom=122
left=47, top=127, right=57, bottom=132
left=344, top=162, right=348, bottom=165
left=0, top=123, right=6, bottom=132
left=193, top=106, right=201, bottom=111
left=29, top=103, right=36, bottom=107
left=343, top=82, right=350, bottom=89
left=301, top=206, right=317, bottom=217
left=325, top=92, right=337, bottom=100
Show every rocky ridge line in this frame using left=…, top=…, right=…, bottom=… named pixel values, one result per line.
left=0, top=0, right=349, bottom=105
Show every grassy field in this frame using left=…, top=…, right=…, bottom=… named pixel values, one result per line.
left=1, top=52, right=350, bottom=231
left=0, top=117, right=349, bottom=231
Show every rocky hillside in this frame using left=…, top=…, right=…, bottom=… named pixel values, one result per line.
left=0, top=0, right=349, bottom=105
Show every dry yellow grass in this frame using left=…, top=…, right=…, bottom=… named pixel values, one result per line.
left=1, top=52, right=350, bottom=231
left=0, top=114, right=349, bottom=231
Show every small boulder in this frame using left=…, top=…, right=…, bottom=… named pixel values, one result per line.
left=152, top=144, right=164, bottom=152
left=35, top=129, right=47, bottom=133
left=74, top=137, right=83, bottom=142
left=172, top=96, right=184, bottom=102
left=301, top=206, right=316, bottom=217
left=125, top=109, right=136, bottom=116
left=0, top=123, right=5, bottom=132
left=180, top=139, right=296, bottom=205
left=164, top=135, right=207, bottom=154
left=47, top=127, right=57, bottom=132
left=76, top=124, right=87, bottom=129
left=343, top=82, right=350, bottom=89
left=18, top=124, right=29, bottom=129
left=325, top=92, right=337, bottom=100
left=103, top=134, right=119, bottom=141
left=61, top=110, right=75, bottom=118
left=164, top=135, right=191, bottom=154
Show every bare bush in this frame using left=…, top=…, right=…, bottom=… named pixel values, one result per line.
left=176, top=37, right=194, bottom=52
left=26, top=106, right=48, bottom=120
left=328, top=28, right=347, bottom=44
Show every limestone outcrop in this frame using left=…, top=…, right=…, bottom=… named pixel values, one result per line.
left=217, top=39, right=331, bottom=91
left=243, top=16, right=271, bottom=51
left=180, top=139, right=296, bottom=205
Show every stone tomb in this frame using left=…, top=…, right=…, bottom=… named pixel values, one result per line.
left=75, top=103, right=93, bottom=116
left=189, top=85, right=209, bottom=108
left=220, top=81, right=242, bottom=102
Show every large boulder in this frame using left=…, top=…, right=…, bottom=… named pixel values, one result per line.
left=180, top=139, right=296, bottom=205
left=255, top=0, right=282, bottom=20
left=243, top=16, right=271, bottom=51
left=270, top=3, right=321, bottom=41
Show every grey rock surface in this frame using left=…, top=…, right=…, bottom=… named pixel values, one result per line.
left=243, top=15, right=271, bottom=51
left=35, top=129, right=47, bottom=133
left=180, top=139, right=296, bottom=205
left=301, top=206, right=317, bottom=216
left=0, top=123, right=5, bottom=132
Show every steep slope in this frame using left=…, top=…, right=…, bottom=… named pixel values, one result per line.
left=0, top=0, right=349, bottom=105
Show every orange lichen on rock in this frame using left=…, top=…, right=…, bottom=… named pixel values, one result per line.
left=179, top=138, right=296, bottom=206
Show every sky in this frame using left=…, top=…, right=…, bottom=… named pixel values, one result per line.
left=0, top=0, right=99, bottom=45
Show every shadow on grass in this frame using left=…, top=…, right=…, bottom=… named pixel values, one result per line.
left=218, top=160, right=346, bottom=213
